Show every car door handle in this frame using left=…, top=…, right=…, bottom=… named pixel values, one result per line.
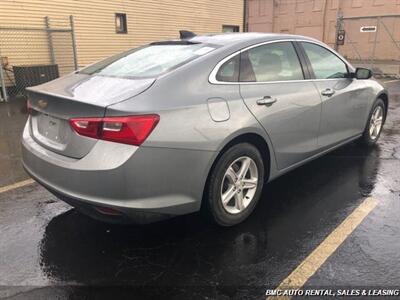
left=321, top=88, right=335, bottom=97
left=256, top=96, right=277, bottom=106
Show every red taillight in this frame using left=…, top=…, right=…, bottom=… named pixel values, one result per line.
left=101, top=115, right=160, bottom=145
left=69, top=115, right=159, bottom=146
left=69, top=118, right=102, bottom=139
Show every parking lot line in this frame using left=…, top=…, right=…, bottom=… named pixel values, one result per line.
left=267, top=197, right=378, bottom=300
left=0, top=179, right=35, bottom=194
left=383, top=79, right=400, bottom=84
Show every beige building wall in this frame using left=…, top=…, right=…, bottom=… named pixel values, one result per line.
left=0, top=0, right=243, bottom=87
left=247, top=0, right=400, bottom=62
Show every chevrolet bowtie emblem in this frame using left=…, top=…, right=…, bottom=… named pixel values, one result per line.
left=38, top=99, right=48, bottom=109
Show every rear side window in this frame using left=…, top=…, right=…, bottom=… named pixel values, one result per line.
left=240, top=42, right=304, bottom=82
left=81, top=44, right=216, bottom=78
left=216, top=55, right=240, bottom=82
left=301, top=42, right=348, bottom=79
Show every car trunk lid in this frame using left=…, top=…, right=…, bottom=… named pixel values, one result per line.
left=27, top=73, right=155, bottom=158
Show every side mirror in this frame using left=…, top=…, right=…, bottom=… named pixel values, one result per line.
left=354, top=68, right=373, bottom=80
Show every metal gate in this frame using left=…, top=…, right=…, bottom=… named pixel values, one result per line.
left=336, top=14, right=400, bottom=78
left=0, top=16, right=78, bottom=102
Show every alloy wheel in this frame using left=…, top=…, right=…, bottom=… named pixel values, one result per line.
left=220, top=156, right=259, bottom=214
left=369, top=106, right=384, bottom=140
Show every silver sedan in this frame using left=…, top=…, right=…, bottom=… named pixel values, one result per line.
left=22, top=33, right=388, bottom=226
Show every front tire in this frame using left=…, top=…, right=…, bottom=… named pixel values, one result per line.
left=203, top=143, right=264, bottom=226
left=360, top=98, right=386, bottom=146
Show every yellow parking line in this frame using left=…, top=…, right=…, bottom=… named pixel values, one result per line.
left=0, top=179, right=35, bottom=194
left=384, top=79, right=400, bottom=84
left=267, top=197, right=378, bottom=300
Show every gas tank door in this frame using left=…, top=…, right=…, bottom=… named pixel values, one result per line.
left=207, top=97, right=230, bottom=122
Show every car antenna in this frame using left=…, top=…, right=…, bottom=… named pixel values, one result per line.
left=179, top=30, right=196, bottom=40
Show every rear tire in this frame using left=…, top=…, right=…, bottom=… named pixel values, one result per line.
left=359, top=98, right=386, bottom=146
left=203, top=143, right=264, bottom=226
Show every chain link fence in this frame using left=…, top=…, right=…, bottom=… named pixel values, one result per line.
left=0, top=16, right=78, bottom=102
left=336, top=14, right=400, bottom=79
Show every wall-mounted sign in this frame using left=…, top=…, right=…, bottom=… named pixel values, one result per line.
left=337, top=30, right=346, bottom=45
left=360, top=26, right=377, bottom=33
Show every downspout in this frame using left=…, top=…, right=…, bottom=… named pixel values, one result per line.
left=334, top=0, right=343, bottom=51
left=322, top=0, right=328, bottom=43
left=273, top=0, right=278, bottom=32
left=243, top=0, right=247, bottom=32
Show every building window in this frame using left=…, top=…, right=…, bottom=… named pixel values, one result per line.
left=222, top=25, right=240, bottom=33
left=115, top=13, right=127, bottom=34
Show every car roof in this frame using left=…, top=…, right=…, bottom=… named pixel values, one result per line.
left=188, top=32, right=318, bottom=47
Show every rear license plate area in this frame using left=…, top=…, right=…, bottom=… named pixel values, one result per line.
left=37, top=113, right=65, bottom=143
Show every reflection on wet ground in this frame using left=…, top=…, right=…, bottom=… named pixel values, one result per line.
left=0, top=84, right=399, bottom=299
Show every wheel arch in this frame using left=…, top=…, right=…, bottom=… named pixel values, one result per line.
left=201, top=131, right=274, bottom=210
left=377, top=91, right=389, bottom=122
left=220, top=133, right=271, bottom=179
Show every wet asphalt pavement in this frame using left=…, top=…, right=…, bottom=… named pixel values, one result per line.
left=0, top=82, right=400, bottom=299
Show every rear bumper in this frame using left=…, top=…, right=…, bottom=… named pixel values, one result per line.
left=21, top=122, right=215, bottom=223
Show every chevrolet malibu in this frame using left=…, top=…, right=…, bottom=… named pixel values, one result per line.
left=22, top=33, right=388, bottom=226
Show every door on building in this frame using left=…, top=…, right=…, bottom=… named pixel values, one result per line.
left=239, top=41, right=322, bottom=170
left=298, top=42, right=370, bottom=149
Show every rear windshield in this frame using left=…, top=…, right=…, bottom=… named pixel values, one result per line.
left=80, top=43, right=217, bottom=78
